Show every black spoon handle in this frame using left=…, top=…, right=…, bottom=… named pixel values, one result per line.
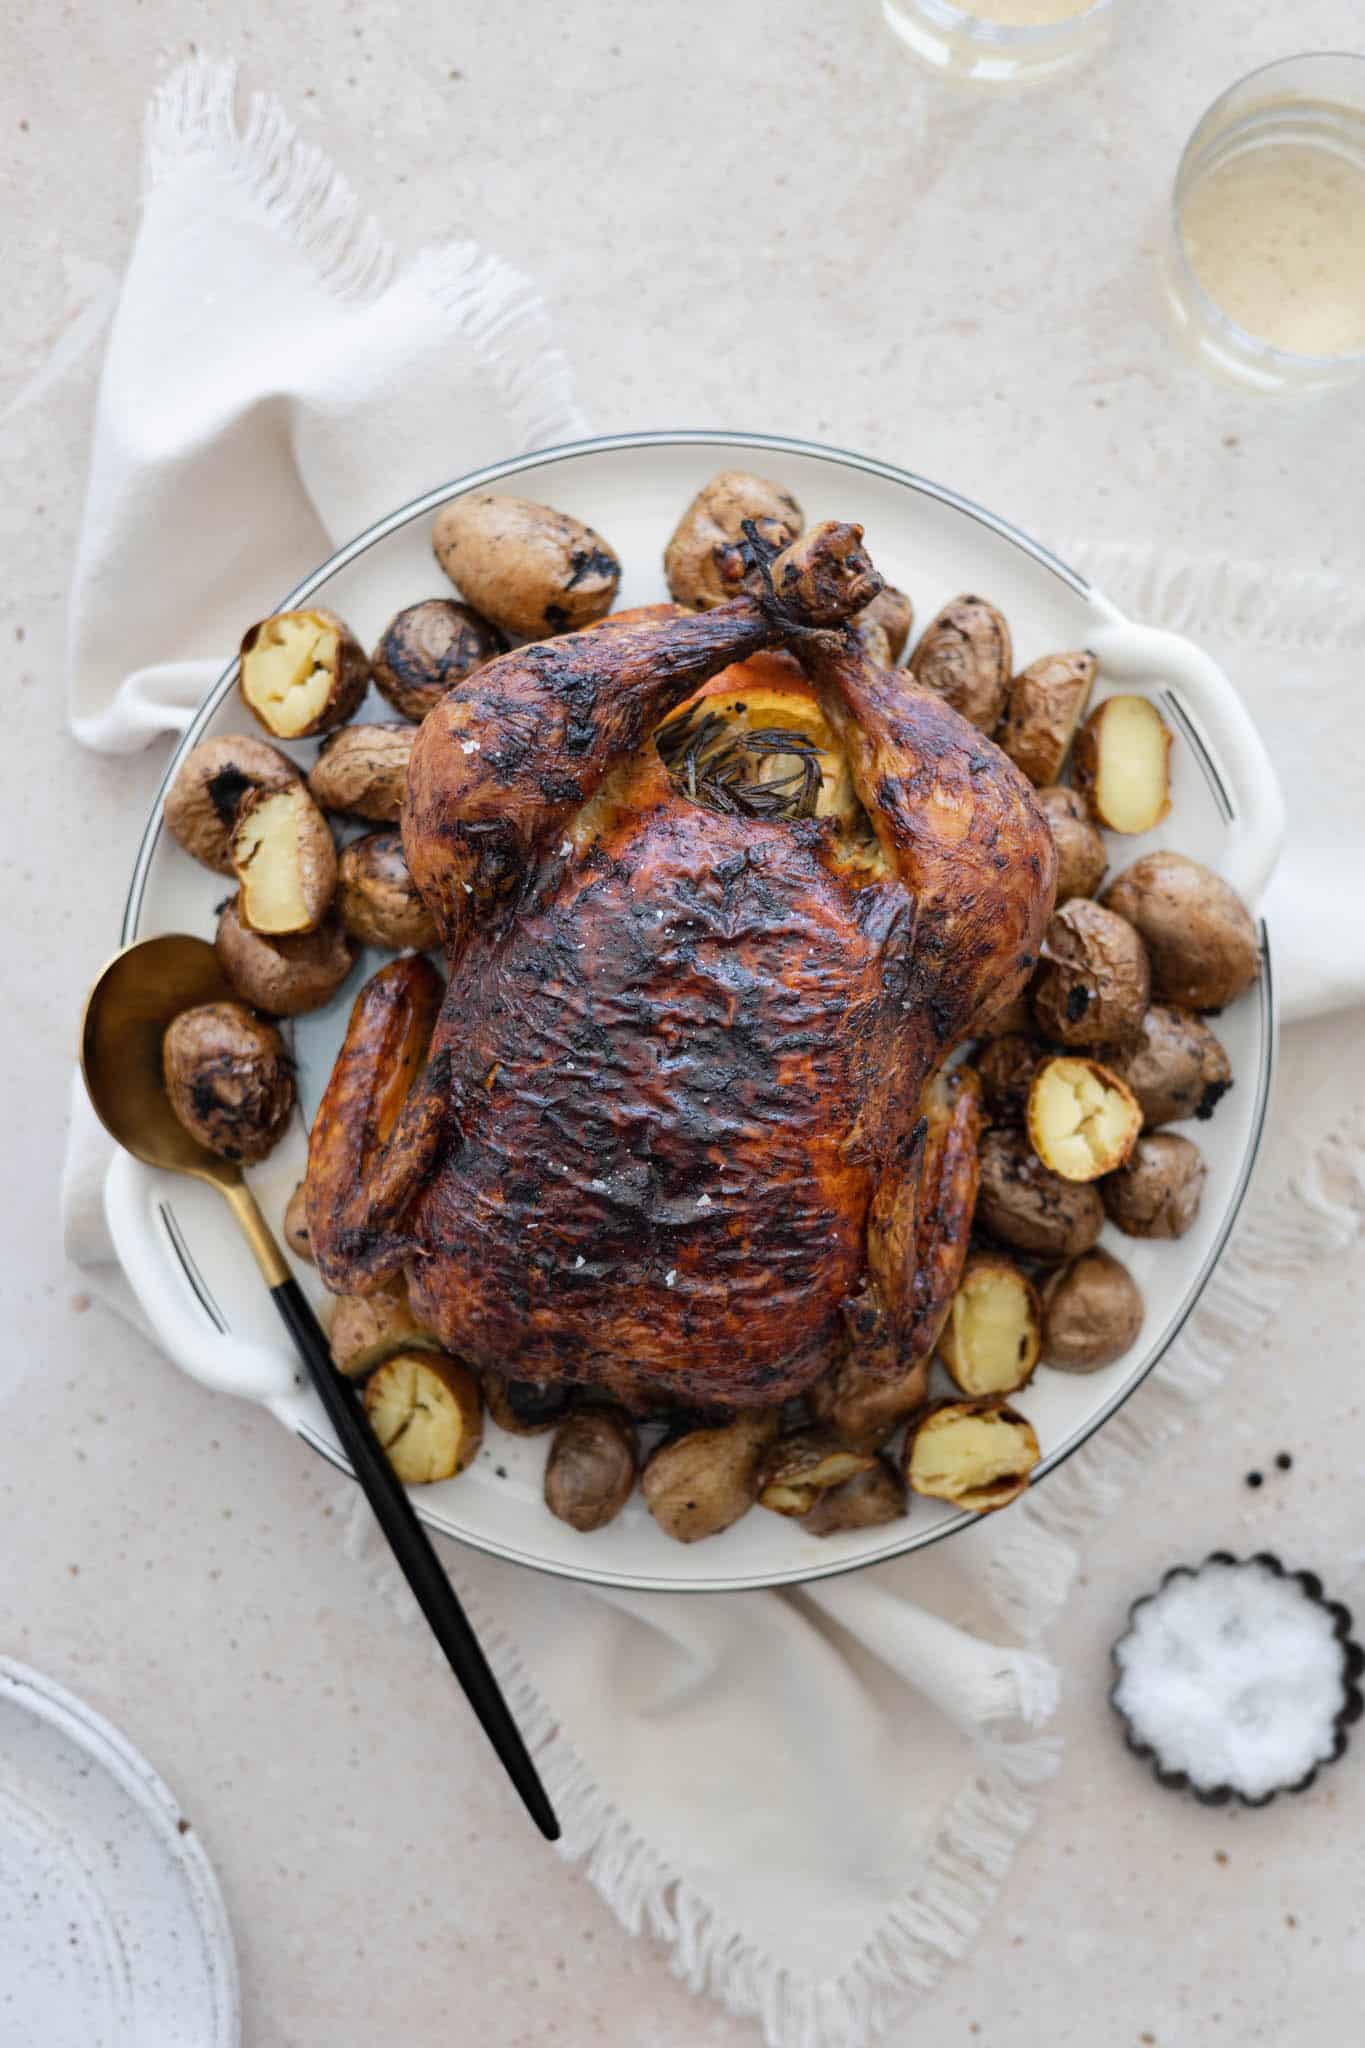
left=269, top=1275, right=559, bottom=1842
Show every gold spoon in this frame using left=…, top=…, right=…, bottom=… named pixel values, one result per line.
left=81, top=933, right=558, bottom=1841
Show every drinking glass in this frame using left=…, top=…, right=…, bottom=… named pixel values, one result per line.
left=880, top=0, right=1120, bottom=86
left=1167, top=54, right=1365, bottom=395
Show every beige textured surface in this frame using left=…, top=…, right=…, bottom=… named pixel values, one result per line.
left=4, top=4, right=1364, bottom=2044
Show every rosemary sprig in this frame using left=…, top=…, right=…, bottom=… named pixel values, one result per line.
left=656, top=708, right=825, bottom=822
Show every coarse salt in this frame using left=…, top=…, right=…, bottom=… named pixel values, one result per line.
left=460, top=738, right=481, bottom=755
left=664, top=1269, right=677, bottom=1288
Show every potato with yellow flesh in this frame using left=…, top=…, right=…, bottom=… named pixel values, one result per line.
left=239, top=607, right=369, bottom=739
left=938, top=1256, right=1041, bottom=1397
left=328, top=1280, right=443, bottom=1378
left=363, top=1351, right=482, bottom=1483
left=1028, top=1056, right=1142, bottom=1182
left=1072, top=695, right=1173, bottom=834
left=433, top=494, right=621, bottom=637
left=163, top=734, right=301, bottom=874
left=755, top=1430, right=878, bottom=1518
left=230, top=783, right=337, bottom=936
left=641, top=1411, right=779, bottom=1543
left=905, top=1401, right=1041, bottom=1514
left=1041, top=1249, right=1145, bottom=1372
left=1032, top=898, right=1150, bottom=1047
left=909, top=594, right=1012, bottom=733
left=801, top=1458, right=907, bottom=1537
left=1102, top=853, right=1260, bottom=1012
left=998, top=650, right=1097, bottom=787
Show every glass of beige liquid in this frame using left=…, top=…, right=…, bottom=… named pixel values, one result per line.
left=880, top=0, right=1119, bottom=86
left=1169, top=54, right=1365, bottom=394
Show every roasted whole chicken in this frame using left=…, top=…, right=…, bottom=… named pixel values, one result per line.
left=307, top=519, right=1057, bottom=1420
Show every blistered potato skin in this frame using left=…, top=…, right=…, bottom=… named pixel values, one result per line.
left=1102, top=853, right=1259, bottom=1012
left=433, top=494, right=621, bottom=637
left=908, top=595, right=1012, bottom=732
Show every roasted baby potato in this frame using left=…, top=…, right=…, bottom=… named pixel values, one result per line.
left=976, top=1128, right=1104, bottom=1262
left=905, top=1400, right=1041, bottom=1514
left=307, top=723, right=415, bottom=822
left=433, top=493, right=621, bottom=637
left=640, top=1410, right=779, bottom=1543
left=1102, top=852, right=1260, bottom=1011
left=974, top=1032, right=1043, bottom=1127
left=755, top=1429, right=878, bottom=1518
left=855, top=584, right=914, bottom=665
left=283, top=1181, right=313, bottom=1263
left=664, top=470, right=804, bottom=610
left=909, top=594, right=1012, bottom=733
left=800, top=1457, right=907, bottom=1537
left=1027, top=1056, right=1143, bottom=1182
left=214, top=896, right=354, bottom=1016
left=1034, top=786, right=1108, bottom=905
left=371, top=599, right=504, bottom=723
left=363, top=1351, right=482, bottom=1483
left=328, top=1280, right=443, bottom=1378
left=163, top=735, right=301, bottom=874
left=938, top=1255, right=1041, bottom=1398
left=1102, top=1132, right=1207, bottom=1239
left=336, top=831, right=438, bottom=952
left=1072, top=695, right=1173, bottom=835
left=1032, top=899, right=1151, bottom=1046
left=998, top=651, right=1097, bottom=788
left=230, top=783, right=337, bottom=937
left=483, top=1374, right=576, bottom=1436
left=544, top=1406, right=639, bottom=1532
left=239, top=607, right=369, bottom=739
left=1041, top=1249, right=1145, bottom=1372
left=1096, top=1004, right=1232, bottom=1128
left=162, top=1000, right=294, bottom=1163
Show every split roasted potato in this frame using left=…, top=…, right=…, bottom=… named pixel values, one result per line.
left=544, top=1405, right=639, bottom=1532
left=975, top=1128, right=1104, bottom=1263
left=282, top=1181, right=313, bottom=1263
left=163, top=735, right=301, bottom=874
left=1072, top=695, right=1173, bottom=835
left=1041, top=1249, right=1145, bottom=1372
left=1096, top=1004, right=1232, bottom=1129
left=336, top=831, right=438, bottom=952
left=905, top=1400, right=1041, bottom=1515
left=1102, top=1132, right=1207, bottom=1240
left=909, top=594, right=1012, bottom=733
left=371, top=599, right=505, bottom=723
left=239, top=607, right=370, bottom=740
left=433, top=493, right=621, bottom=637
left=938, top=1255, right=1041, bottom=1399
left=230, top=782, right=337, bottom=937
left=755, top=1429, right=878, bottom=1518
left=1102, top=853, right=1260, bottom=1012
left=364, top=1350, right=482, bottom=1484
left=998, top=650, right=1097, bottom=788
left=664, top=470, right=804, bottom=610
left=1031, top=899, right=1151, bottom=1046
left=1027, top=1056, right=1143, bottom=1182
left=307, top=723, right=415, bottom=822
left=328, top=1279, right=443, bottom=1378
left=800, top=1458, right=907, bottom=1537
left=641, top=1410, right=779, bottom=1543
left=1034, top=786, right=1108, bottom=906
left=214, top=896, right=354, bottom=1016
left=162, top=1000, right=295, bottom=1163
left=483, top=1374, right=577, bottom=1435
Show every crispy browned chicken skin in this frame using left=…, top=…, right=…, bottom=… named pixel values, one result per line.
left=307, top=521, right=1056, bottom=1410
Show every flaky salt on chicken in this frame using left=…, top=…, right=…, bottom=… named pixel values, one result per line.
left=306, top=519, right=1057, bottom=1415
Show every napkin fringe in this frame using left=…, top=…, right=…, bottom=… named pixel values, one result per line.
left=143, top=58, right=585, bottom=458
left=988, top=1105, right=1365, bottom=1642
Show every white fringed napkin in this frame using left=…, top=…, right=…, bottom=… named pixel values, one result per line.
left=60, top=57, right=1365, bottom=2048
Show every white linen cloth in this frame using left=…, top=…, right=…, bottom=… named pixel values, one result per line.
left=60, top=58, right=1365, bottom=2048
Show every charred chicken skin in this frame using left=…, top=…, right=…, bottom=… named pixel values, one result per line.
left=307, top=520, right=1057, bottom=1411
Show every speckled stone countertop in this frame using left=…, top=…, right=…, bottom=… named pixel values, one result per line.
left=4, top=4, right=1364, bottom=2043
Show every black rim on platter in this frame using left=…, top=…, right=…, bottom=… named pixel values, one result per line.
left=119, top=430, right=1277, bottom=1593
